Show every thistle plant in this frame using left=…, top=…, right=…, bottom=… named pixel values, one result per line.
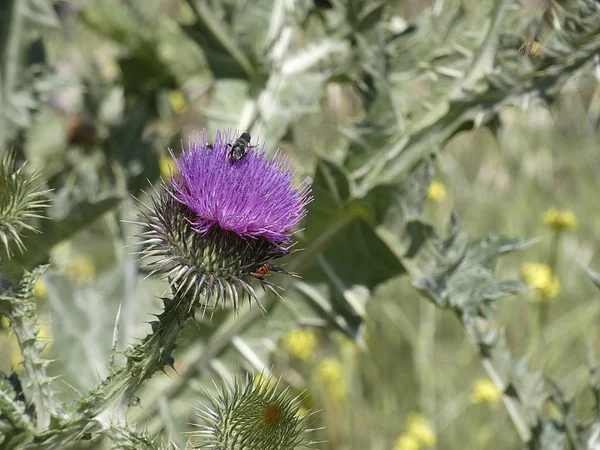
left=2, top=0, right=600, bottom=449
left=72, top=130, right=312, bottom=419
left=0, top=131, right=314, bottom=449
left=192, top=373, right=316, bottom=450
left=137, top=130, right=312, bottom=314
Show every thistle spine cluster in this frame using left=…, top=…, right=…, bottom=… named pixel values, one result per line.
left=192, top=373, right=315, bottom=450
left=0, top=152, right=49, bottom=258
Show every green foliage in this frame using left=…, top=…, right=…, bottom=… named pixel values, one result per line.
left=0, top=265, right=59, bottom=433
left=0, top=373, right=34, bottom=449
left=107, top=425, right=180, bottom=450
left=1, top=0, right=600, bottom=449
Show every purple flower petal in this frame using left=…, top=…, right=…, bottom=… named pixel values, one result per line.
left=170, top=130, right=312, bottom=245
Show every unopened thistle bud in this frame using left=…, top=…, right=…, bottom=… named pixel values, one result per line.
left=137, top=130, right=312, bottom=314
left=0, top=152, right=49, bottom=258
left=192, top=373, right=315, bottom=450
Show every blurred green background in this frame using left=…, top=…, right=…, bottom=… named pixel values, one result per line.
left=2, top=0, right=600, bottom=448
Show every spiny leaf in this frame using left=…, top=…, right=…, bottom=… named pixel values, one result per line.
left=412, top=231, right=533, bottom=316
left=0, top=371, right=34, bottom=449
left=108, top=424, right=180, bottom=450
left=0, top=265, right=60, bottom=432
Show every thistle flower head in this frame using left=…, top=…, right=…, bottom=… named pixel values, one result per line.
left=0, top=152, right=49, bottom=258
left=192, top=373, right=315, bottom=450
left=137, top=130, right=312, bottom=314
left=171, top=130, right=311, bottom=245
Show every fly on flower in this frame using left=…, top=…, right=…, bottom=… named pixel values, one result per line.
left=226, top=131, right=258, bottom=163
left=136, top=130, right=312, bottom=316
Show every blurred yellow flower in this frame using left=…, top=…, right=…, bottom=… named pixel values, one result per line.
left=283, top=328, right=318, bottom=361
left=394, top=433, right=421, bottom=450
left=543, top=208, right=578, bottom=232
left=168, top=90, right=188, bottom=115
left=34, top=279, right=48, bottom=299
left=0, top=321, right=21, bottom=368
left=66, top=257, right=96, bottom=283
left=406, top=412, right=437, bottom=447
left=2, top=320, right=53, bottom=370
left=427, top=181, right=447, bottom=202
left=472, top=378, right=502, bottom=405
left=521, top=262, right=560, bottom=300
left=314, top=358, right=346, bottom=400
left=159, top=156, right=179, bottom=179
left=314, top=358, right=343, bottom=384
left=10, top=339, right=21, bottom=368
left=169, top=90, right=188, bottom=114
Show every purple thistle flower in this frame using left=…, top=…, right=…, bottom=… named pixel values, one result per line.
left=170, top=130, right=311, bottom=246
left=136, top=130, right=312, bottom=315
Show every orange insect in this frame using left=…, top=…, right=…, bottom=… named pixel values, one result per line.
left=253, top=263, right=270, bottom=277
left=250, top=263, right=301, bottom=279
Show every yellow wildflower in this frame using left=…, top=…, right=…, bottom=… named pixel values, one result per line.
left=4, top=321, right=53, bottom=367
left=34, top=279, right=48, bottom=299
left=0, top=320, right=20, bottom=370
left=427, top=181, right=447, bottom=202
left=159, top=156, right=179, bottom=179
left=543, top=208, right=578, bottom=232
left=314, top=358, right=343, bottom=384
left=283, top=328, right=318, bottom=361
left=472, top=378, right=502, bottom=405
left=521, top=262, right=561, bottom=300
left=314, top=358, right=346, bottom=401
left=8, top=339, right=20, bottom=368
left=406, top=412, right=437, bottom=447
left=394, top=433, right=421, bottom=450
left=168, top=90, right=188, bottom=115
left=66, top=257, right=96, bottom=283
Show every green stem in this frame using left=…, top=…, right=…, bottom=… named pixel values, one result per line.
left=30, top=296, right=194, bottom=449
left=464, top=317, right=533, bottom=443
left=416, top=300, right=437, bottom=419
left=75, top=296, right=192, bottom=418
left=548, top=231, right=561, bottom=273
left=0, top=0, right=23, bottom=147
left=535, top=231, right=561, bottom=362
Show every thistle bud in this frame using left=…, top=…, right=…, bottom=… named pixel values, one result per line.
left=192, top=373, right=315, bottom=450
